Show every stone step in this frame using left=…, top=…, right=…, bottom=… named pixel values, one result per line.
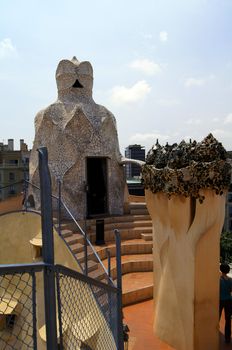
left=141, top=233, right=153, bottom=241
left=60, top=229, right=73, bottom=238
left=86, top=214, right=151, bottom=226
left=94, top=240, right=153, bottom=260
left=130, top=208, right=149, bottom=215
left=88, top=266, right=106, bottom=281
left=102, top=255, right=153, bottom=279
left=89, top=220, right=152, bottom=232
left=68, top=232, right=85, bottom=244
left=94, top=227, right=152, bottom=243
left=129, top=202, right=147, bottom=208
left=114, top=271, right=153, bottom=306
left=80, top=260, right=98, bottom=273
left=65, top=235, right=80, bottom=246
left=70, top=242, right=84, bottom=254
left=75, top=247, right=95, bottom=263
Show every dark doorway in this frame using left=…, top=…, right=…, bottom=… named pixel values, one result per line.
left=86, top=157, right=108, bottom=217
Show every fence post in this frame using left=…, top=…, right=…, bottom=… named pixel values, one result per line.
left=22, top=179, right=28, bottom=211
left=114, top=229, right=124, bottom=350
left=38, top=147, right=58, bottom=350
left=84, top=230, right=88, bottom=275
left=107, top=249, right=111, bottom=280
left=57, top=180, right=61, bottom=236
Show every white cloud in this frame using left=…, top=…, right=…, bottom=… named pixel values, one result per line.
left=185, top=78, right=205, bottom=87
left=185, top=118, right=202, bottom=125
left=159, top=31, right=168, bottom=42
left=209, top=129, right=232, bottom=149
left=129, top=58, right=162, bottom=76
left=129, top=132, right=170, bottom=146
left=156, top=98, right=180, bottom=107
left=184, top=74, right=215, bottom=88
left=224, top=113, right=232, bottom=124
left=0, top=38, right=17, bottom=59
left=110, top=80, right=151, bottom=105
left=143, top=33, right=153, bottom=39
left=212, top=117, right=220, bottom=122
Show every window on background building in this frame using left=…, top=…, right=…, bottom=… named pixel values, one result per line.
left=9, top=172, right=15, bottom=181
left=8, top=185, right=15, bottom=195
left=229, top=206, right=232, bottom=218
left=229, top=220, right=232, bottom=232
left=228, top=193, right=232, bottom=203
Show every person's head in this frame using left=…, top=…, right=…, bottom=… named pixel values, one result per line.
left=220, top=263, right=230, bottom=274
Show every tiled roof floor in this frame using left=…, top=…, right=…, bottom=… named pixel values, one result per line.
left=124, top=299, right=231, bottom=350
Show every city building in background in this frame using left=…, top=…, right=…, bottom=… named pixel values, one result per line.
left=125, top=144, right=145, bottom=179
left=0, top=139, right=30, bottom=201
left=125, top=144, right=145, bottom=196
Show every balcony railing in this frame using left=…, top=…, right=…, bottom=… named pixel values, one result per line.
left=0, top=162, right=28, bottom=168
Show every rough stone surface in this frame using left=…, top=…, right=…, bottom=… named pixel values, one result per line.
left=142, top=134, right=231, bottom=202
left=30, top=57, right=125, bottom=219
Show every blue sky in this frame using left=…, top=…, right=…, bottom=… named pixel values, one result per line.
left=1, top=0, right=232, bottom=152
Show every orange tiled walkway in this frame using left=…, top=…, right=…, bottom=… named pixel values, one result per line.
left=122, top=272, right=153, bottom=293
left=123, top=300, right=174, bottom=350
left=124, top=300, right=231, bottom=350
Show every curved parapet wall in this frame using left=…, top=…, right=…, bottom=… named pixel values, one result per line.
left=141, top=134, right=231, bottom=350
left=0, top=212, right=117, bottom=350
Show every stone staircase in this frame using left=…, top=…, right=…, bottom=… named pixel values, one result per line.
left=57, top=202, right=154, bottom=306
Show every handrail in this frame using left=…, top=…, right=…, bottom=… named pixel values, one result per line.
left=56, top=264, right=117, bottom=292
left=61, top=201, right=115, bottom=286
left=24, top=179, right=115, bottom=286
left=52, top=222, right=83, bottom=271
left=0, top=180, right=24, bottom=190
left=0, top=262, right=46, bottom=275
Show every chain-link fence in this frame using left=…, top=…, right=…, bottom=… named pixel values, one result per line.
left=0, top=265, right=38, bottom=350
left=0, top=148, right=123, bottom=349
left=0, top=263, right=121, bottom=350
left=56, top=264, right=118, bottom=350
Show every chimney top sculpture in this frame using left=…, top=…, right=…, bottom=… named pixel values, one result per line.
left=142, top=133, right=231, bottom=202
left=29, top=57, right=125, bottom=219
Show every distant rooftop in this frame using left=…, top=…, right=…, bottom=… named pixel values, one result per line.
left=0, top=139, right=28, bottom=152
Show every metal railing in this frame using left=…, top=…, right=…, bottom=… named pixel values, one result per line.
left=0, top=262, right=43, bottom=350
left=22, top=178, right=116, bottom=287
left=60, top=199, right=115, bottom=285
left=0, top=163, right=24, bottom=168
left=56, top=264, right=119, bottom=350
left=0, top=262, right=122, bottom=350
left=0, top=147, right=123, bottom=349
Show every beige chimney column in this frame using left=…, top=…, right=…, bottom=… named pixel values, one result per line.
left=142, top=134, right=231, bottom=350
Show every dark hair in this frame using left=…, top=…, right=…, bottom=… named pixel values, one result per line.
left=220, top=263, right=230, bottom=274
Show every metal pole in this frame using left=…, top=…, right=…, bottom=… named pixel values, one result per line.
left=84, top=229, right=88, bottom=275
left=107, top=249, right=111, bottom=280
left=107, top=248, right=113, bottom=331
left=38, top=147, right=58, bottom=350
left=114, top=229, right=124, bottom=350
left=84, top=181, right=88, bottom=275
left=58, top=180, right=61, bottom=236
left=25, top=180, right=28, bottom=211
